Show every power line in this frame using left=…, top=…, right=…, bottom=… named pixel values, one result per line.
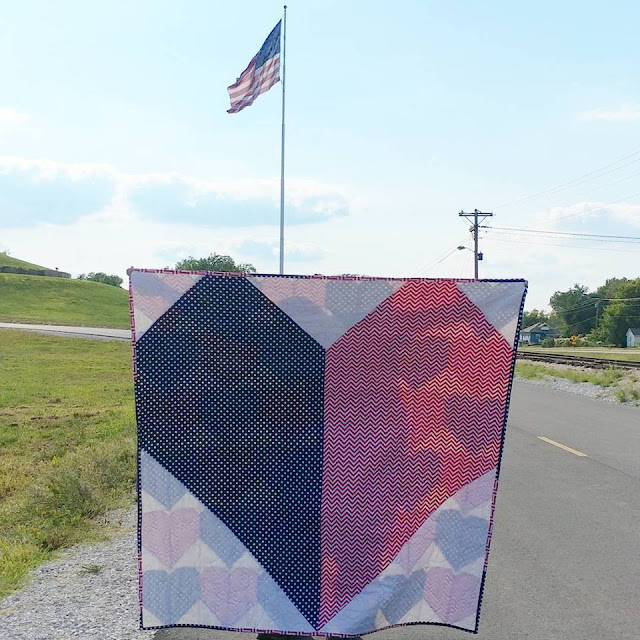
left=493, top=148, right=640, bottom=209
left=575, top=168, right=640, bottom=198
left=483, top=226, right=640, bottom=242
left=484, top=236, right=640, bottom=254
left=417, top=233, right=471, bottom=274
left=536, top=190, right=640, bottom=226
left=566, top=314, right=598, bottom=328
left=554, top=299, right=640, bottom=312
left=552, top=300, right=600, bottom=312
left=485, top=230, right=640, bottom=245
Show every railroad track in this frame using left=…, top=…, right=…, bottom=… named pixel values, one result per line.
left=517, top=350, right=640, bottom=370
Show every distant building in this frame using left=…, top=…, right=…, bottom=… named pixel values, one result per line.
left=626, top=327, right=640, bottom=348
left=520, top=322, right=556, bottom=345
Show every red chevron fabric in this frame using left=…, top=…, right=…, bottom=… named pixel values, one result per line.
left=320, top=280, right=515, bottom=625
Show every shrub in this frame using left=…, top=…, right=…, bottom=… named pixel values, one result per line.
left=541, top=337, right=555, bottom=347
left=77, top=272, right=123, bottom=288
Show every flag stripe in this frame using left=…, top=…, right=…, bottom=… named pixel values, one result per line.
left=228, top=57, right=280, bottom=103
left=227, top=21, right=282, bottom=114
left=228, top=56, right=280, bottom=99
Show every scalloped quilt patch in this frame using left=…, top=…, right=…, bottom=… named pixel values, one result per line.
left=129, top=270, right=527, bottom=635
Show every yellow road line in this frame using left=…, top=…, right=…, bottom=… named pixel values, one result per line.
left=537, top=436, right=589, bottom=457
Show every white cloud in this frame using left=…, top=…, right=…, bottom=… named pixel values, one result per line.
left=0, top=156, right=352, bottom=229
left=0, top=155, right=352, bottom=280
left=0, top=108, right=29, bottom=133
left=578, top=103, right=640, bottom=122
left=236, top=238, right=326, bottom=263
left=537, top=200, right=640, bottom=228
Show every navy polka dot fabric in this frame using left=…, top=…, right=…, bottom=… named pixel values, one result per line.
left=136, top=275, right=324, bottom=625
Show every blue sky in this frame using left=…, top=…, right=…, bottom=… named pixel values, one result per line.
left=1, top=0, right=640, bottom=308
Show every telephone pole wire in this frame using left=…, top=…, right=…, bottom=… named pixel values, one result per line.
left=459, top=209, right=494, bottom=279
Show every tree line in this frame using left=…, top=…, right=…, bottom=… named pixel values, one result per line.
left=523, top=277, right=640, bottom=347
left=76, top=254, right=256, bottom=288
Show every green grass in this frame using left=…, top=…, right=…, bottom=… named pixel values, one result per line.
left=0, top=330, right=135, bottom=598
left=0, top=253, right=49, bottom=271
left=0, top=273, right=130, bottom=328
left=515, top=361, right=625, bottom=386
left=524, top=347, right=640, bottom=363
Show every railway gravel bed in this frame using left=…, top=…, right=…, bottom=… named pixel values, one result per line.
left=517, top=350, right=640, bottom=370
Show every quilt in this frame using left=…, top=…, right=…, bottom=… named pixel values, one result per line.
left=129, top=269, right=527, bottom=635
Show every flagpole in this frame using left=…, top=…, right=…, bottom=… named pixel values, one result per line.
left=279, top=5, right=287, bottom=275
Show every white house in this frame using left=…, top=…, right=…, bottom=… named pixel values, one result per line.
left=626, top=327, right=640, bottom=348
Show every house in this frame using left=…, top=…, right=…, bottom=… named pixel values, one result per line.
left=520, top=322, right=556, bottom=345
left=627, top=327, right=640, bottom=348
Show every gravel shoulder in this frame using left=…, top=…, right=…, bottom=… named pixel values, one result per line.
left=515, top=361, right=640, bottom=407
left=516, top=373, right=623, bottom=402
left=0, top=510, right=153, bottom=640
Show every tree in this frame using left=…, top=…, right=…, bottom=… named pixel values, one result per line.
left=77, top=272, right=123, bottom=287
left=521, top=308, right=549, bottom=328
left=175, top=253, right=256, bottom=273
left=593, top=278, right=640, bottom=346
left=549, top=284, right=598, bottom=336
left=595, top=277, right=631, bottom=300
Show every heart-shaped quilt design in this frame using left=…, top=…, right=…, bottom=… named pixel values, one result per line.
left=424, top=567, right=481, bottom=624
left=135, top=274, right=519, bottom=632
left=393, top=518, right=437, bottom=574
left=199, top=509, right=247, bottom=568
left=142, top=508, right=199, bottom=569
left=379, top=570, right=426, bottom=625
left=455, top=469, right=495, bottom=514
left=141, top=450, right=187, bottom=510
left=200, top=567, right=259, bottom=626
left=434, top=510, right=489, bottom=571
left=143, top=568, right=200, bottom=624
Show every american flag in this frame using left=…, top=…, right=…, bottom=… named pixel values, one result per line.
left=227, top=21, right=281, bottom=114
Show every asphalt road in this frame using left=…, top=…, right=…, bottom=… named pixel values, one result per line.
left=0, top=322, right=130, bottom=341
left=153, top=382, right=640, bottom=640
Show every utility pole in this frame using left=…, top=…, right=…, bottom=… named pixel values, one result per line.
left=459, top=209, right=494, bottom=279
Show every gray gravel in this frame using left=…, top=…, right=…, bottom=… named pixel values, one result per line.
left=516, top=363, right=640, bottom=407
left=0, top=510, right=154, bottom=640
left=516, top=374, right=618, bottom=402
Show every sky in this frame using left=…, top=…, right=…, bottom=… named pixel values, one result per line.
left=1, top=0, right=640, bottom=310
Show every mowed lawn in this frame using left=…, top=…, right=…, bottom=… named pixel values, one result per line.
left=0, top=274, right=130, bottom=328
left=0, top=330, right=136, bottom=598
left=0, top=254, right=49, bottom=271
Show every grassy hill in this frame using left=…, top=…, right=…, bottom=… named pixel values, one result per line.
left=0, top=253, right=50, bottom=271
left=0, top=274, right=130, bottom=328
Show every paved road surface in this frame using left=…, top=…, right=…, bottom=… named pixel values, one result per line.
left=0, top=322, right=130, bottom=341
left=154, top=382, right=640, bottom=640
